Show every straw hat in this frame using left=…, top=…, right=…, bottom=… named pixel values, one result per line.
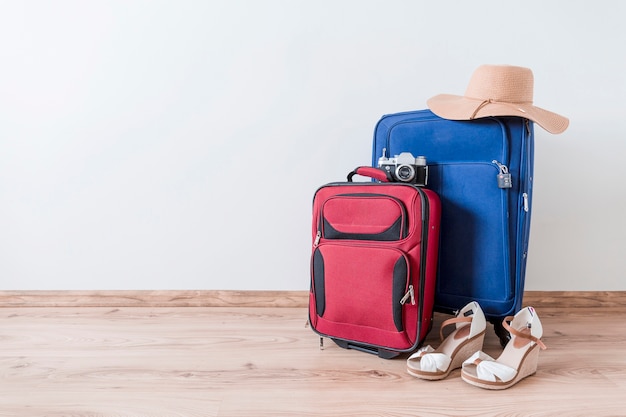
left=427, top=65, right=569, bottom=134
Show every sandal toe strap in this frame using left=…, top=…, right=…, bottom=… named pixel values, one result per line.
left=463, top=351, right=516, bottom=383
left=408, top=345, right=451, bottom=373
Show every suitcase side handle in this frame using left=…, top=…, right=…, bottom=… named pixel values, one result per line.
left=347, top=166, right=391, bottom=183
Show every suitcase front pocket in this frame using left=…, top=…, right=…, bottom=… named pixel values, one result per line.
left=429, top=162, right=512, bottom=302
left=312, top=243, right=411, bottom=337
left=320, top=194, right=408, bottom=241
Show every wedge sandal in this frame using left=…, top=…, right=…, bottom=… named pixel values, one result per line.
left=407, top=301, right=486, bottom=380
left=461, top=306, right=547, bottom=389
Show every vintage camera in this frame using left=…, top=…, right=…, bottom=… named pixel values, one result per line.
left=377, top=149, right=428, bottom=186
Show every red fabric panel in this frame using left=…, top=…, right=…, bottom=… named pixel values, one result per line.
left=318, top=244, right=406, bottom=333
left=322, top=196, right=402, bottom=235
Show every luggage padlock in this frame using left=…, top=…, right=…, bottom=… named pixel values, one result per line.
left=493, top=160, right=512, bottom=189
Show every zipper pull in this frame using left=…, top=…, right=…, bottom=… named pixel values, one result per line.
left=313, top=231, right=321, bottom=247
left=400, top=285, right=415, bottom=305
left=522, top=193, right=529, bottom=212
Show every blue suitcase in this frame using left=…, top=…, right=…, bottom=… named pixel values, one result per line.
left=372, top=109, right=534, bottom=345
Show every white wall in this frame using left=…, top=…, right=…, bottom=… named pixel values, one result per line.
left=1, top=1, right=624, bottom=290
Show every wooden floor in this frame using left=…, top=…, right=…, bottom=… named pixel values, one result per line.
left=1, top=303, right=625, bottom=416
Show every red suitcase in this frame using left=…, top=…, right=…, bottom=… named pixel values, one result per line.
left=308, top=167, right=441, bottom=358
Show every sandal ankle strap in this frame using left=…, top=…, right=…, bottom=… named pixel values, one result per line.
left=439, top=316, right=472, bottom=341
left=502, top=315, right=547, bottom=350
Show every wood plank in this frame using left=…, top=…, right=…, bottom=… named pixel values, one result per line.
left=0, top=290, right=309, bottom=308
left=1, top=290, right=626, bottom=309
left=523, top=290, right=626, bottom=308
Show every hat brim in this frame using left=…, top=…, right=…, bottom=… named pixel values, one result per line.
left=427, top=94, right=569, bottom=134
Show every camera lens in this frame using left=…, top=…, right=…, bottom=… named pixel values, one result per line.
left=395, top=164, right=415, bottom=181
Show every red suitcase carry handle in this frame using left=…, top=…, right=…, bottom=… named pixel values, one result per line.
left=347, top=166, right=392, bottom=183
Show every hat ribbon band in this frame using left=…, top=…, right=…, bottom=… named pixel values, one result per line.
left=469, top=98, right=531, bottom=119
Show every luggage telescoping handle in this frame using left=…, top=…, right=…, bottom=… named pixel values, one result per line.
left=347, top=166, right=392, bottom=182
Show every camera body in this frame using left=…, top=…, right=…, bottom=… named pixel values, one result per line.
left=378, top=150, right=428, bottom=186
